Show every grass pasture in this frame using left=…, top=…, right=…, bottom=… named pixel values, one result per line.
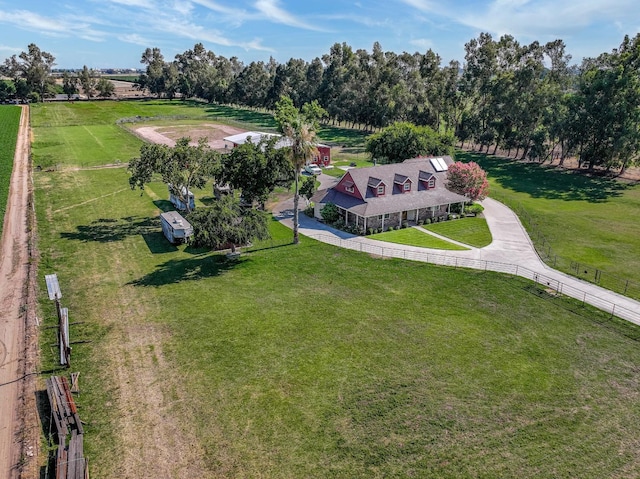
left=423, top=217, right=493, bottom=248
left=459, top=151, right=640, bottom=295
left=31, top=101, right=640, bottom=478
left=0, top=105, right=21, bottom=234
left=34, top=164, right=640, bottom=478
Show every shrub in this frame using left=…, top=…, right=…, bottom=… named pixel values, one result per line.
left=367, top=228, right=374, bottom=236
left=465, top=203, right=485, bottom=215
left=320, top=202, right=340, bottom=224
left=417, top=220, right=424, bottom=226
left=303, top=203, right=315, bottom=217
left=425, top=218, right=431, bottom=224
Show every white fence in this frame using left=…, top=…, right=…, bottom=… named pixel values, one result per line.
left=306, top=233, right=640, bottom=326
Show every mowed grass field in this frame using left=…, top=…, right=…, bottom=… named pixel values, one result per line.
left=33, top=102, right=640, bottom=478
left=458, top=152, right=640, bottom=295
left=0, top=105, right=21, bottom=234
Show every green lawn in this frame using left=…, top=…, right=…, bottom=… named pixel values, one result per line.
left=369, top=226, right=469, bottom=250
left=457, top=151, right=640, bottom=298
left=423, top=217, right=493, bottom=248
left=32, top=102, right=640, bottom=478
left=0, top=106, right=21, bottom=235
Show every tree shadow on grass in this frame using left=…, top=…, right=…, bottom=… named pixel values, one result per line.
left=153, top=199, right=174, bottom=212
left=204, top=104, right=278, bottom=130
left=142, top=232, right=178, bottom=254
left=60, top=216, right=159, bottom=243
left=129, top=253, right=244, bottom=286
left=458, top=152, right=629, bottom=203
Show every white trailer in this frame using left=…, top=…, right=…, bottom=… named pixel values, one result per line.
left=160, top=211, right=193, bottom=244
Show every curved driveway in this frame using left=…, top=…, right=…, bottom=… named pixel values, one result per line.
left=274, top=173, right=640, bottom=325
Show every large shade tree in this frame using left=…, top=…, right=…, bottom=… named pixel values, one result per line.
left=366, top=121, right=455, bottom=164
left=188, top=196, right=270, bottom=253
left=3, top=43, right=56, bottom=101
left=128, top=137, right=218, bottom=213
left=275, top=96, right=326, bottom=244
left=217, top=136, right=294, bottom=208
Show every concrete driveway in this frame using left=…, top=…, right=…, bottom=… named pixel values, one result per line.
left=273, top=189, right=640, bottom=325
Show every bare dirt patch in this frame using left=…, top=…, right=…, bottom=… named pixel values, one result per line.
left=0, top=105, right=38, bottom=479
left=133, top=123, right=247, bottom=150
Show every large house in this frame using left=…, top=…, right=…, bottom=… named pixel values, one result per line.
left=223, top=131, right=332, bottom=166
left=312, top=156, right=468, bottom=232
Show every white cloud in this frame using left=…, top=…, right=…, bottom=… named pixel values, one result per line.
left=153, top=17, right=273, bottom=51
left=254, top=0, right=323, bottom=31
left=105, top=0, right=156, bottom=8
left=191, top=0, right=247, bottom=16
left=118, top=33, right=153, bottom=46
left=409, top=38, right=434, bottom=51
left=0, top=45, right=21, bottom=54
left=401, top=0, right=640, bottom=40
left=0, top=9, right=107, bottom=42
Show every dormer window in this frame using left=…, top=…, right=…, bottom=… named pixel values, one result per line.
left=343, top=180, right=355, bottom=194
left=428, top=178, right=435, bottom=188
left=377, top=185, right=385, bottom=195
left=403, top=182, right=411, bottom=191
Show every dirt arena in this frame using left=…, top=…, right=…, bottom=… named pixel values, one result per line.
left=132, top=123, right=247, bottom=150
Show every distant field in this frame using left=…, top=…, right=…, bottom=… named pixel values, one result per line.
left=459, top=151, right=640, bottom=296
left=32, top=101, right=640, bottom=478
left=103, top=75, right=139, bottom=82
left=0, top=106, right=21, bottom=235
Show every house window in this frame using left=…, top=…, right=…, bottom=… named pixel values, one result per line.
left=428, top=178, right=435, bottom=188
left=377, top=185, right=385, bottom=195
left=379, top=213, right=390, bottom=220
left=403, top=182, right=411, bottom=191
left=345, top=185, right=354, bottom=193
left=324, top=156, right=329, bottom=162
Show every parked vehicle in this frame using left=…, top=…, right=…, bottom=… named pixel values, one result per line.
left=305, top=164, right=322, bottom=175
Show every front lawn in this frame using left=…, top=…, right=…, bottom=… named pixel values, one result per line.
left=422, top=217, right=493, bottom=248
left=368, top=227, right=469, bottom=250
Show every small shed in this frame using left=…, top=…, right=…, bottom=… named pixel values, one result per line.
left=160, top=211, right=193, bottom=244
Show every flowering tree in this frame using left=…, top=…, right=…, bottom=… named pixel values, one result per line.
left=446, top=161, right=489, bottom=201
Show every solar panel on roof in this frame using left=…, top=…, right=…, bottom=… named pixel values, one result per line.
left=436, top=157, right=448, bottom=171
left=430, top=157, right=448, bottom=172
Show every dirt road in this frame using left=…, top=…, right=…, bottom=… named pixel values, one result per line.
left=0, top=105, right=33, bottom=478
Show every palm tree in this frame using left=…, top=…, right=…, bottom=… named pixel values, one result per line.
left=276, top=97, right=325, bottom=244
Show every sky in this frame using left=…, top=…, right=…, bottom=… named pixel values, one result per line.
left=0, top=0, right=638, bottom=69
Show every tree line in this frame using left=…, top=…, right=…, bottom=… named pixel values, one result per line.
left=3, top=33, right=640, bottom=172
left=0, top=44, right=114, bottom=102
left=135, top=33, right=640, bottom=173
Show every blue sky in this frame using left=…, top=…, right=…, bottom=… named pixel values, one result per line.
left=0, top=0, right=638, bottom=69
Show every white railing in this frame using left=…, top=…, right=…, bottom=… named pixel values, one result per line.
left=306, top=233, right=640, bottom=326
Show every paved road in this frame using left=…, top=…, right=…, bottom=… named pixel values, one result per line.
left=274, top=173, right=640, bottom=325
